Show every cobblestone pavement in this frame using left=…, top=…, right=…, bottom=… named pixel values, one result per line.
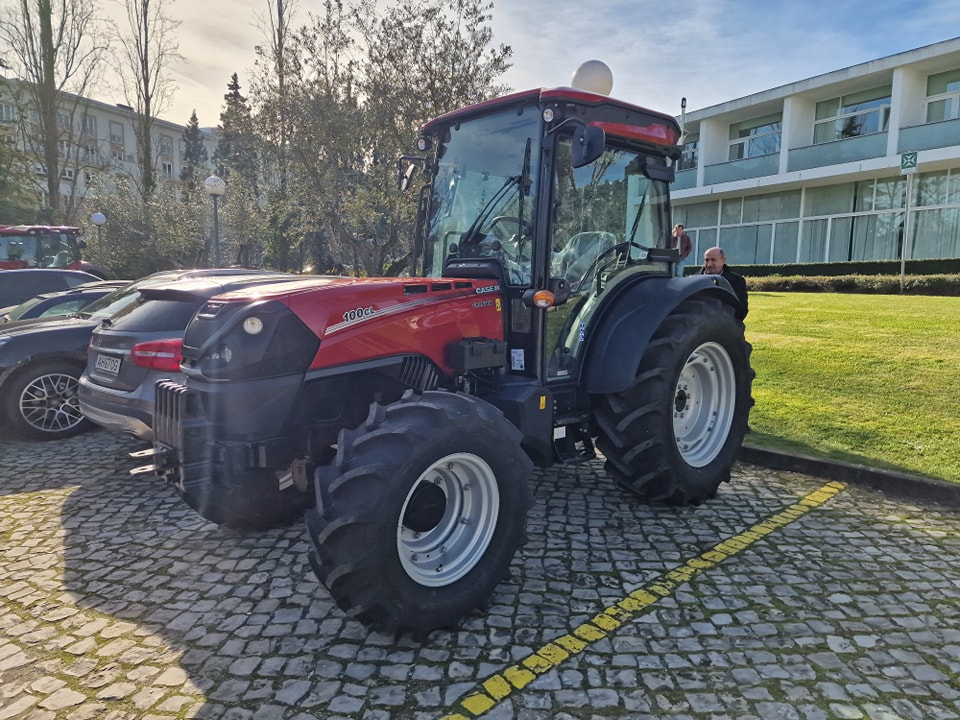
left=1, top=429, right=958, bottom=720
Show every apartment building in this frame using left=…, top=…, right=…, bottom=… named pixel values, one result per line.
left=0, top=77, right=217, bottom=217
left=672, top=37, right=960, bottom=268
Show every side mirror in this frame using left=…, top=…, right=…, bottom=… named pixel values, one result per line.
left=398, top=162, right=418, bottom=192
left=571, top=125, right=606, bottom=168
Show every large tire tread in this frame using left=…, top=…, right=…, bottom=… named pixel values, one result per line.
left=593, top=296, right=754, bottom=505
left=306, top=389, right=533, bottom=637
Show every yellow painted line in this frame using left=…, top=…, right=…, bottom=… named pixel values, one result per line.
left=438, top=481, right=846, bottom=720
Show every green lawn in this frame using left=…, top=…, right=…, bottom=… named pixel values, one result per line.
left=744, top=292, right=960, bottom=484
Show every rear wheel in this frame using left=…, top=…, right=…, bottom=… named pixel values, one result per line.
left=592, top=296, right=753, bottom=504
left=2, top=360, right=90, bottom=440
left=306, top=390, right=533, bottom=637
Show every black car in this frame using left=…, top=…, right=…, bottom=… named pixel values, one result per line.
left=0, top=269, right=293, bottom=441
left=0, top=268, right=101, bottom=308
left=0, top=280, right=128, bottom=322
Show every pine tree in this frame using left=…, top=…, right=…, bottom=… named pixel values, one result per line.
left=179, top=110, right=209, bottom=201
left=214, top=74, right=258, bottom=183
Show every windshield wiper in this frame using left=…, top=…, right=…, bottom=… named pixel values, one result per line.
left=459, top=174, right=521, bottom=246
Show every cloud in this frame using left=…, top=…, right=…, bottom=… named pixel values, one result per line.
left=3, top=0, right=956, bottom=127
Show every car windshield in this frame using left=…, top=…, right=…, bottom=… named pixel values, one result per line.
left=6, top=296, right=46, bottom=321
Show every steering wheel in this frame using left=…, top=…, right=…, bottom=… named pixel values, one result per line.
left=482, top=215, right=531, bottom=268
left=573, top=241, right=646, bottom=291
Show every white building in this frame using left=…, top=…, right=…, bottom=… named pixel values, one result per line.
left=0, top=77, right=217, bottom=219
left=672, top=37, right=960, bottom=267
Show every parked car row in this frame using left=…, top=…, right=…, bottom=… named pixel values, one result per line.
left=1, top=279, right=129, bottom=323
left=0, top=268, right=299, bottom=441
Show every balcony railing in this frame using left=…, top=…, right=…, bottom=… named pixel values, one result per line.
left=702, top=153, right=779, bottom=186
left=673, top=169, right=697, bottom=190
left=787, top=133, right=887, bottom=172
left=898, top=118, right=960, bottom=153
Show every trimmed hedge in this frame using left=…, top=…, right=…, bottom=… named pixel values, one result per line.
left=737, top=257, right=960, bottom=277
left=745, top=274, right=960, bottom=296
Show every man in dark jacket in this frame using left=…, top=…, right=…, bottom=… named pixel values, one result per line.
left=702, top=246, right=748, bottom=319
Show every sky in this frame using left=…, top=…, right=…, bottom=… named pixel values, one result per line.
left=5, top=0, right=960, bottom=128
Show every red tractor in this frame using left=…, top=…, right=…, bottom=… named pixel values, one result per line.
left=145, top=73, right=753, bottom=636
left=0, top=224, right=109, bottom=277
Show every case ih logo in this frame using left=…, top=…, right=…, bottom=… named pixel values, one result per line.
left=342, top=306, right=375, bottom=322
left=475, top=284, right=500, bottom=295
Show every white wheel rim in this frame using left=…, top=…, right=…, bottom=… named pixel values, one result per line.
left=397, top=452, right=500, bottom=587
left=19, top=372, right=84, bottom=433
left=672, top=342, right=737, bottom=468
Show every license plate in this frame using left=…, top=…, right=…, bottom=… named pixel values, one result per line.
left=95, top=353, right=121, bottom=375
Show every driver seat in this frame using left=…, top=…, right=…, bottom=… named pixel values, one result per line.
left=554, top=231, right=617, bottom=283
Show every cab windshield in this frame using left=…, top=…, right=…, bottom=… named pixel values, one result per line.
left=422, top=107, right=540, bottom=286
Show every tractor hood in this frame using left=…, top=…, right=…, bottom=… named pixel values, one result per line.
left=181, top=275, right=505, bottom=380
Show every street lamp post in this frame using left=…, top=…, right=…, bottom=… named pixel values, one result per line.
left=90, top=212, right=106, bottom=248
left=204, top=175, right=227, bottom=267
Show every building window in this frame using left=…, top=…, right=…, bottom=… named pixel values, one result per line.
left=109, top=120, right=126, bottom=161
left=678, top=134, right=699, bottom=171
left=162, top=161, right=174, bottom=179
left=62, top=167, right=75, bottom=181
left=728, top=114, right=781, bottom=160
left=813, top=87, right=891, bottom=144
left=109, top=120, right=124, bottom=145
left=159, top=134, right=173, bottom=157
left=58, top=139, right=70, bottom=157
left=0, top=103, right=17, bottom=123
left=925, top=69, right=960, bottom=122
left=82, top=114, right=97, bottom=136
left=57, top=111, right=72, bottom=131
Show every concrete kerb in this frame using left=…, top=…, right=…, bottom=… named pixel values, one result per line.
left=738, top=443, right=960, bottom=509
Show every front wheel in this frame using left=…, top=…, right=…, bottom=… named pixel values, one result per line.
left=305, top=390, right=533, bottom=637
left=592, top=296, right=754, bottom=504
left=2, top=360, right=90, bottom=440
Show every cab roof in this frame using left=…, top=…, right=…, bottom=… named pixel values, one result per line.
left=420, top=87, right=681, bottom=150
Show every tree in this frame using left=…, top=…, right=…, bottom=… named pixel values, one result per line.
left=179, top=109, right=208, bottom=200
left=250, top=0, right=298, bottom=270
left=85, top=174, right=207, bottom=276
left=115, top=0, right=181, bottom=196
left=280, top=0, right=366, bottom=273
left=0, top=0, right=109, bottom=219
left=0, top=117, right=39, bottom=222
left=213, top=75, right=263, bottom=267
left=349, top=0, right=512, bottom=275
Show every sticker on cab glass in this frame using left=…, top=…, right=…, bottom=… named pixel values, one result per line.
left=511, top=349, right=525, bottom=371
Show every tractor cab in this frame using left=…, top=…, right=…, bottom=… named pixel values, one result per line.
left=0, top=225, right=108, bottom=277
left=407, top=83, right=683, bottom=398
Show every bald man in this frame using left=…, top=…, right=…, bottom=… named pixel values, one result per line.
left=702, top=246, right=748, bottom=319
